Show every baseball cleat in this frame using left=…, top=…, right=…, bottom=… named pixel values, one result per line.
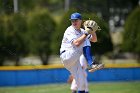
left=88, top=63, right=104, bottom=72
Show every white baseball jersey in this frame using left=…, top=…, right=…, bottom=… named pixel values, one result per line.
left=60, top=25, right=85, bottom=53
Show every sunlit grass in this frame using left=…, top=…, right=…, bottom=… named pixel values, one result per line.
left=0, top=81, right=140, bottom=93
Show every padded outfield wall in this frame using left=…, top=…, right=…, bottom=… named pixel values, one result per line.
left=0, top=63, right=140, bottom=86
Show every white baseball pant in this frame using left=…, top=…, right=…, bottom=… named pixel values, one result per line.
left=60, top=49, right=86, bottom=91
left=71, top=54, right=88, bottom=92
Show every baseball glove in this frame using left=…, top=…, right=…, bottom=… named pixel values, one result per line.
left=83, top=20, right=101, bottom=34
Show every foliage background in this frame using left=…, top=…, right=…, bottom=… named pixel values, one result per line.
left=0, top=0, right=139, bottom=65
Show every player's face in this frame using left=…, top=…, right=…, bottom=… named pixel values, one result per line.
left=71, top=19, right=82, bottom=30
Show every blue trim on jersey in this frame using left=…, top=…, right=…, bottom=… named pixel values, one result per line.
left=88, top=34, right=91, bottom=39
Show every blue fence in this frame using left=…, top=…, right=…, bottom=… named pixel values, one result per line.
left=0, top=64, right=140, bottom=86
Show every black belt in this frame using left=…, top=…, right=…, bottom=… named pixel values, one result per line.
left=60, top=50, right=66, bottom=55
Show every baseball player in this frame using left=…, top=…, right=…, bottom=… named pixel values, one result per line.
left=60, top=12, right=100, bottom=93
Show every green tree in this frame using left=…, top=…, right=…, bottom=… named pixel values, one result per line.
left=18, top=0, right=38, bottom=12
left=0, top=0, right=13, bottom=14
left=122, top=6, right=140, bottom=61
left=18, top=0, right=64, bottom=13
left=0, top=14, right=28, bottom=66
left=27, top=9, right=56, bottom=65
left=11, top=13, right=29, bottom=65
left=0, top=15, right=6, bottom=65
left=4, top=13, right=28, bottom=65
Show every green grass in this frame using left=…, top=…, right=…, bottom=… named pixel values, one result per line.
left=0, top=81, right=140, bottom=93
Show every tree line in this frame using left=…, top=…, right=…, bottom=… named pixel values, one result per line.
left=0, top=0, right=139, bottom=65
left=0, top=8, right=113, bottom=66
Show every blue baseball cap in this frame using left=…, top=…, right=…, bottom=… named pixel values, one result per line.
left=70, top=12, right=82, bottom=20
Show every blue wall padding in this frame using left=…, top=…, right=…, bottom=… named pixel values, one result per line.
left=0, top=68, right=140, bottom=86
left=87, top=68, right=140, bottom=82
